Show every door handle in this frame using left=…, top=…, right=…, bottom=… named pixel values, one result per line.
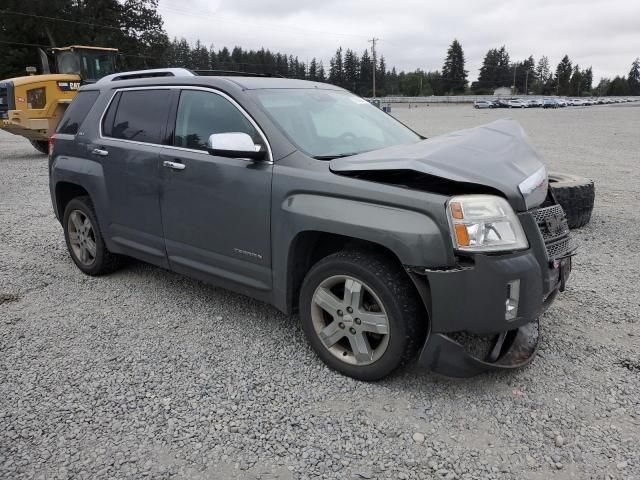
left=163, top=160, right=186, bottom=170
left=91, top=148, right=109, bottom=156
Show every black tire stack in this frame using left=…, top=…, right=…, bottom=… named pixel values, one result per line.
left=548, top=172, right=595, bottom=229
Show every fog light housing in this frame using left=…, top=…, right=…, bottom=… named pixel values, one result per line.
left=506, top=279, right=520, bottom=321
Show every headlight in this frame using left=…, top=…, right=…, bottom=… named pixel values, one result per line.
left=447, top=195, right=528, bottom=252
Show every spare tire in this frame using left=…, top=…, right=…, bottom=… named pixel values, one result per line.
left=548, top=172, right=595, bottom=229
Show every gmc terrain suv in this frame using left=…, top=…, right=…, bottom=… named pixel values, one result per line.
left=49, top=69, right=576, bottom=380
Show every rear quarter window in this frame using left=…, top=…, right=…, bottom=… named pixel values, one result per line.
left=102, top=89, right=171, bottom=144
left=57, top=90, right=100, bottom=135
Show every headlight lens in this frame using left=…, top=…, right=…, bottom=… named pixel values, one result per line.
left=447, top=195, right=528, bottom=252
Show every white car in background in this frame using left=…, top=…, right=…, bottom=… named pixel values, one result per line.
left=506, top=98, right=527, bottom=108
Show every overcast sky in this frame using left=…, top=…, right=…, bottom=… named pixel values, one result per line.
left=158, top=0, right=639, bottom=83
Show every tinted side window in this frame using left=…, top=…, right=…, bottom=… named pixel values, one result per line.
left=57, top=90, right=99, bottom=135
left=174, top=90, right=259, bottom=151
left=105, top=89, right=170, bottom=144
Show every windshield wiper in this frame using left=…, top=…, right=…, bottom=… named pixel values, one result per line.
left=313, top=153, right=359, bottom=160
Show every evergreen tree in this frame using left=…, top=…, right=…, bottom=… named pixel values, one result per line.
left=628, top=58, right=640, bottom=95
left=343, top=49, right=359, bottom=92
left=442, top=39, right=468, bottom=93
left=358, top=49, right=372, bottom=96
left=308, top=58, right=318, bottom=81
left=569, top=64, right=583, bottom=96
left=555, top=55, right=573, bottom=95
left=425, top=70, right=444, bottom=96
left=535, top=55, right=552, bottom=94
left=607, top=76, right=630, bottom=95
left=386, top=67, right=400, bottom=95
left=377, top=55, right=387, bottom=95
left=580, top=67, right=593, bottom=95
left=190, top=40, right=210, bottom=70
left=317, top=60, right=326, bottom=82
left=329, top=47, right=344, bottom=87
left=595, top=78, right=610, bottom=96
left=474, top=46, right=510, bottom=93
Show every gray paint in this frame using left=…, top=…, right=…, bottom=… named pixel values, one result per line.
left=50, top=75, right=551, bottom=322
left=330, top=119, right=546, bottom=212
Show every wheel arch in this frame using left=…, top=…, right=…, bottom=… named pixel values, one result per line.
left=55, top=181, right=91, bottom=222
left=284, top=230, right=431, bottom=319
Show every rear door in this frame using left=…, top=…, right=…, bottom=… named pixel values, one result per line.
left=91, top=88, right=173, bottom=267
left=158, top=88, right=273, bottom=294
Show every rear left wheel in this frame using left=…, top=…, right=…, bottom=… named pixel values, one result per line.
left=63, top=196, right=123, bottom=275
left=299, top=249, right=425, bottom=381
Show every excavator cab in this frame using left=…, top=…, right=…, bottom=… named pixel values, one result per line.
left=0, top=46, right=118, bottom=153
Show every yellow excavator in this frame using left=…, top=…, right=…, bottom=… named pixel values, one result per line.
left=0, top=45, right=118, bottom=153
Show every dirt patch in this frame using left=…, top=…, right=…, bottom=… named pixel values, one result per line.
left=0, top=292, right=19, bottom=305
left=617, top=358, right=640, bottom=372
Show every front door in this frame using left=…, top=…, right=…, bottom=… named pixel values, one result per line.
left=159, top=88, right=273, bottom=295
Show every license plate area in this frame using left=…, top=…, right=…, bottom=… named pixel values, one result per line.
left=552, top=257, right=571, bottom=291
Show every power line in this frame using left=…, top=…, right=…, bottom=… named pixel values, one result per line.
left=1, top=9, right=122, bottom=31
left=157, top=3, right=369, bottom=40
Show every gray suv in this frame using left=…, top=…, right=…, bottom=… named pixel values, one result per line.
left=49, top=69, right=575, bottom=380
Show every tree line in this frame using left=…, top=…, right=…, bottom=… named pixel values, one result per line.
left=1, top=2, right=638, bottom=97
left=449, top=42, right=639, bottom=97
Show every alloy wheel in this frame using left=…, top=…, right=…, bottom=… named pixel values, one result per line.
left=310, top=275, right=390, bottom=366
left=67, top=210, right=97, bottom=266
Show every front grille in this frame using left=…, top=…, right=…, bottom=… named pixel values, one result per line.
left=530, top=204, right=575, bottom=259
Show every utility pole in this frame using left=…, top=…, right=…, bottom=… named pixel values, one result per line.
left=525, top=69, right=530, bottom=95
left=369, top=37, right=379, bottom=98
left=512, top=63, right=517, bottom=94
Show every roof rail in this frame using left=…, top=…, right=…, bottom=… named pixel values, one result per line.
left=96, top=68, right=195, bottom=84
left=192, top=69, right=285, bottom=78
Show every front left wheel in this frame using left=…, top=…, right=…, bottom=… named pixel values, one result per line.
left=299, top=249, right=425, bottom=381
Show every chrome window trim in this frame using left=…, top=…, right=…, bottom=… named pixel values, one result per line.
left=98, top=85, right=274, bottom=164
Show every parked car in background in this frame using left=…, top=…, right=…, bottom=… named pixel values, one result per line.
left=556, top=98, right=568, bottom=107
left=473, top=100, right=495, bottom=109
left=526, top=98, right=543, bottom=108
left=543, top=98, right=558, bottom=108
left=506, top=99, right=527, bottom=108
left=567, top=99, right=582, bottom=106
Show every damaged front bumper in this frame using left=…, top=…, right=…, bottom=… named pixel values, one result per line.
left=419, top=319, right=541, bottom=377
left=409, top=208, right=575, bottom=377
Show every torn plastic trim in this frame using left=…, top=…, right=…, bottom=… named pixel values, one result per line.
left=418, top=319, right=540, bottom=378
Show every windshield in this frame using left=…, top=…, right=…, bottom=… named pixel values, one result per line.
left=250, top=89, right=421, bottom=158
left=57, top=51, right=116, bottom=82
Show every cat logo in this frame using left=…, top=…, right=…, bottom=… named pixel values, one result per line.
left=57, top=81, right=81, bottom=92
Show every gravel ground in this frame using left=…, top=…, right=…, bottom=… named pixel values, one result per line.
left=1, top=103, right=639, bottom=480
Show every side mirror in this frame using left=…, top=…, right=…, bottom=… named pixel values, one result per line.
left=207, top=132, right=266, bottom=160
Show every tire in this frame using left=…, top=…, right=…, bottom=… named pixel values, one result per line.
left=299, top=249, right=425, bottom=381
left=63, top=196, right=123, bottom=275
left=548, top=172, right=595, bottom=229
left=30, top=140, right=48, bottom=155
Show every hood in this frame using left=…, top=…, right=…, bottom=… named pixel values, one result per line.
left=330, top=119, right=547, bottom=211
